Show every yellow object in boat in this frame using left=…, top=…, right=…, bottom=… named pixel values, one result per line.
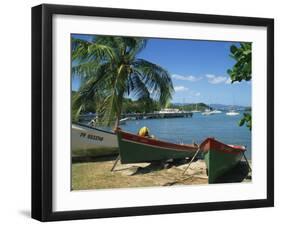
left=138, top=126, right=150, bottom=137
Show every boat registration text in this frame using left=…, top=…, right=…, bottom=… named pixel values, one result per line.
left=80, top=132, right=104, bottom=142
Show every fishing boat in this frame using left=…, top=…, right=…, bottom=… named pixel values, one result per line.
left=116, top=129, right=198, bottom=164
left=72, top=123, right=118, bottom=157
left=200, top=138, right=246, bottom=183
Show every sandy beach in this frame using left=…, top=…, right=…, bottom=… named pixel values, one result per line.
left=72, top=156, right=251, bottom=190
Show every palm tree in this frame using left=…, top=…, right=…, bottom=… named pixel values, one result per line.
left=72, top=36, right=174, bottom=128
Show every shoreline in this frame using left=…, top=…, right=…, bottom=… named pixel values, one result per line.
left=72, top=157, right=251, bottom=190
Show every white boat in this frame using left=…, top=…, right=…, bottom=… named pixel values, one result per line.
left=72, top=123, right=118, bottom=157
left=191, top=104, right=201, bottom=113
left=226, top=110, right=240, bottom=116
left=119, top=117, right=129, bottom=125
left=202, top=109, right=214, bottom=116
left=202, top=108, right=222, bottom=115
left=212, top=109, right=222, bottom=114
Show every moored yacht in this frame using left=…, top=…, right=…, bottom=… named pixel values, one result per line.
left=226, top=109, right=240, bottom=116
left=202, top=109, right=214, bottom=116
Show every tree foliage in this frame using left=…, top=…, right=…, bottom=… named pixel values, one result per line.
left=227, top=43, right=252, bottom=83
left=227, top=43, right=252, bottom=130
left=168, top=103, right=210, bottom=111
left=72, top=36, right=174, bottom=127
left=238, top=112, right=252, bottom=130
left=122, top=98, right=161, bottom=113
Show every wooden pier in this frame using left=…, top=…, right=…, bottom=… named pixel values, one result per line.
left=80, top=112, right=193, bottom=121
left=122, top=112, right=193, bottom=120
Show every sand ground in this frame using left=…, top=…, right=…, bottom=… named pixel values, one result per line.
left=72, top=156, right=251, bottom=190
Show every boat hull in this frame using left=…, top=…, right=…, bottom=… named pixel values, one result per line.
left=117, top=130, right=198, bottom=164
left=200, top=138, right=245, bottom=183
left=226, top=112, right=239, bottom=116
left=202, top=112, right=214, bottom=116
left=72, top=123, right=118, bottom=157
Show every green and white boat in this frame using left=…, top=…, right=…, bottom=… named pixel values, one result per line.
left=116, top=129, right=198, bottom=164
left=200, top=138, right=246, bottom=183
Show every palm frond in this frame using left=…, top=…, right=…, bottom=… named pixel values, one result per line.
left=72, top=38, right=116, bottom=62
left=72, top=60, right=101, bottom=83
left=127, top=38, right=147, bottom=60
left=78, top=63, right=114, bottom=100
left=132, top=59, right=174, bottom=106
left=127, top=73, right=150, bottom=100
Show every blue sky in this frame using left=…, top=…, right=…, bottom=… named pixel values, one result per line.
left=72, top=34, right=251, bottom=106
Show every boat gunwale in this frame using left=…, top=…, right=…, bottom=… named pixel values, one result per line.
left=72, top=122, right=116, bottom=135
left=117, top=129, right=198, bottom=152
left=200, top=138, right=246, bottom=154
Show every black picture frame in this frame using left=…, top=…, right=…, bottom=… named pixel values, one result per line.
left=32, top=4, right=274, bottom=222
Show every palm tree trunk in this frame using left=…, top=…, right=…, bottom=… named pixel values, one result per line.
left=114, top=115, right=120, bottom=130
left=114, top=91, right=124, bottom=130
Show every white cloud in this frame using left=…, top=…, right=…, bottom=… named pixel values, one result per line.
left=226, top=78, right=246, bottom=85
left=172, top=74, right=202, bottom=82
left=195, top=92, right=201, bottom=96
left=205, top=74, right=215, bottom=79
left=205, top=74, right=228, bottom=84
left=174, top=86, right=189, bottom=92
left=225, top=77, right=232, bottom=84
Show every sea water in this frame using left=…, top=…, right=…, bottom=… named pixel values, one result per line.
left=120, top=112, right=252, bottom=159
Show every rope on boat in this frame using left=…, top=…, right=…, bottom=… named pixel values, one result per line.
left=242, top=151, right=252, bottom=172
left=182, top=146, right=201, bottom=176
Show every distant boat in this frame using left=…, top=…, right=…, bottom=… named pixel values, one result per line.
left=227, top=95, right=240, bottom=116
left=72, top=123, right=118, bottom=157
left=202, top=109, right=214, bottom=116
left=200, top=138, right=246, bottom=183
left=119, top=117, right=129, bottom=125
left=226, top=109, right=239, bottom=116
left=191, top=104, right=201, bottom=113
left=116, top=129, right=198, bottom=164
left=88, top=116, right=129, bottom=126
left=212, top=109, right=222, bottom=114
